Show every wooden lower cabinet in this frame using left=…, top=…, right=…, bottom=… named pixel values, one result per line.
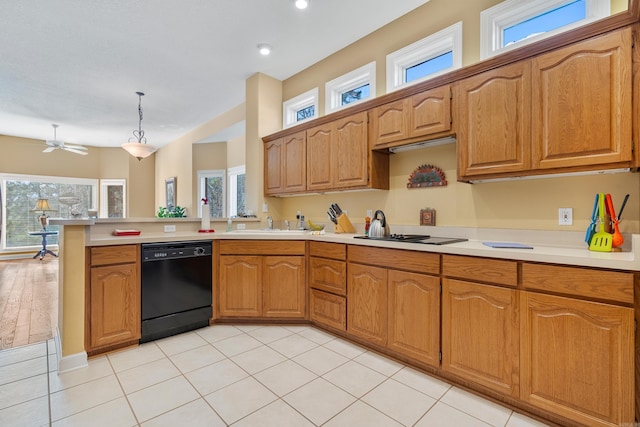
left=219, top=256, right=262, bottom=317
left=263, top=256, right=305, bottom=318
left=310, top=289, right=346, bottom=331
left=441, top=278, right=519, bottom=398
left=387, top=270, right=440, bottom=367
left=520, top=291, right=634, bottom=427
left=347, top=263, right=388, bottom=346
left=87, top=245, right=140, bottom=351
left=218, top=254, right=305, bottom=318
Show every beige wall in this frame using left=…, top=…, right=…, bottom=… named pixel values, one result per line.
left=227, top=135, right=246, bottom=169
left=271, top=0, right=640, bottom=234
left=192, top=142, right=228, bottom=213
left=0, top=135, right=156, bottom=218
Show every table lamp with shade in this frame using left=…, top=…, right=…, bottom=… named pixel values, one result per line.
left=33, top=198, right=53, bottom=231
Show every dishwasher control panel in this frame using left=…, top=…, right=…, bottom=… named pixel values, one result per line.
left=141, top=241, right=212, bottom=261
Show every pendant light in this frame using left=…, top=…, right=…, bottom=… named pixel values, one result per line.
left=121, top=92, right=157, bottom=160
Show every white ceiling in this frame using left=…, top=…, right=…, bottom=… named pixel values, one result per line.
left=0, top=0, right=430, bottom=149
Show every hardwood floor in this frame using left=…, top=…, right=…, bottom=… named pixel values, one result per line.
left=0, top=258, right=58, bottom=349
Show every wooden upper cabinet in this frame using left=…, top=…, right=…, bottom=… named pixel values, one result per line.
left=334, top=111, right=369, bottom=188
left=457, top=61, right=532, bottom=178
left=370, top=85, right=452, bottom=149
left=264, top=131, right=306, bottom=195
left=531, top=28, right=632, bottom=170
left=306, top=122, right=334, bottom=191
left=283, top=131, right=306, bottom=193
left=520, top=292, right=634, bottom=426
left=264, top=139, right=284, bottom=195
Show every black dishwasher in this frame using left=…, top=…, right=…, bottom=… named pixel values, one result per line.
left=140, top=240, right=212, bottom=343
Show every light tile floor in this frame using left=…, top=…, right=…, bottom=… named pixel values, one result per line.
left=0, top=325, right=551, bottom=426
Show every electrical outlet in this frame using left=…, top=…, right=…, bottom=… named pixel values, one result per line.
left=366, top=209, right=373, bottom=218
left=558, top=208, right=573, bottom=226
left=164, top=224, right=176, bottom=232
left=236, top=223, right=246, bottom=230
left=262, top=203, right=268, bottom=212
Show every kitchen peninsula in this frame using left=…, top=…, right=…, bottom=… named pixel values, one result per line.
left=52, top=217, right=640, bottom=427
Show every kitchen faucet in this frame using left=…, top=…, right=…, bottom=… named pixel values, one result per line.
left=267, top=216, right=273, bottom=230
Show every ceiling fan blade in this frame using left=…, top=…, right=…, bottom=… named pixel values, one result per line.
left=43, top=147, right=56, bottom=153
left=64, top=144, right=88, bottom=150
left=45, top=140, right=61, bottom=147
left=64, top=147, right=88, bottom=155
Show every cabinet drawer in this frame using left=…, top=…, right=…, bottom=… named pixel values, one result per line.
left=90, top=245, right=138, bottom=266
left=309, top=241, right=346, bottom=260
left=219, top=240, right=305, bottom=255
left=443, top=255, right=517, bottom=287
left=348, top=245, right=439, bottom=275
left=309, top=257, right=346, bottom=295
left=310, top=289, right=346, bottom=331
left=522, top=263, right=633, bottom=304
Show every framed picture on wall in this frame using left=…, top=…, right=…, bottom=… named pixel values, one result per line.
left=165, top=177, right=176, bottom=209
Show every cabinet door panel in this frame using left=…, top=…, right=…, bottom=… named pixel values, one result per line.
left=370, top=100, right=408, bottom=148
left=457, top=61, right=531, bottom=177
left=521, top=292, right=634, bottom=426
left=347, top=263, right=387, bottom=345
left=219, top=256, right=262, bottom=317
left=283, top=131, right=306, bottom=193
left=532, top=28, right=632, bottom=169
left=309, top=257, right=346, bottom=295
left=388, top=270, right=440, bottom=367
left=264, top=140, right=283, bottom=195
left=90, top=263, right=140, bottom=349
left=409, top=86, right=451, bottom=137
left=310, top=289, right=346, bottom=331
left=334, top=112, right=369, bottom=188
left=263, top=256, right=305, bottom=318
left=442, top=279, right=519, bottom=397
left=307, top=124, right=333, bottom=190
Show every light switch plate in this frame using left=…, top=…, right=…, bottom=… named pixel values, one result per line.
left=558, top=208, right=573, bottom=225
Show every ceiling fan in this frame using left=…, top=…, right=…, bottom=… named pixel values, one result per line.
left=44, top=124, right=88, bottom=155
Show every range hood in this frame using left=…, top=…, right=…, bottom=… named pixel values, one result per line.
left=387, top=135, right=456, bottom=153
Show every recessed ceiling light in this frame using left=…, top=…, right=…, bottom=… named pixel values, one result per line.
left=294, top=0, right=309, bottom=10
left=258, top=44, right=272, bottom=55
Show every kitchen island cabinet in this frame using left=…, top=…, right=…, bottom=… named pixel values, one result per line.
left=217, top=240, right=306, bottom=319
left=86, top=244, right=140, bottom=354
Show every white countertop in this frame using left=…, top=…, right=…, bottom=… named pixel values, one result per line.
left=51, top=219, right=640, bottom=271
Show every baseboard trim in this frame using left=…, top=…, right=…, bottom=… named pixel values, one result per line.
left=54, top=328, right=88, bottom=373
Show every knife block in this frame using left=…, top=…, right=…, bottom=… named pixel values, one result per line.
left=335, top=213, right=356, bottom=233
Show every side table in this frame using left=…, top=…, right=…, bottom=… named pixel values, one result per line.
left=28, top=231, right=59, bottom=260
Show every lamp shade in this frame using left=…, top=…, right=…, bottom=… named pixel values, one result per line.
left=121, top=142, right=157, bottom=160
left=33, top=198, right=52, bottom=211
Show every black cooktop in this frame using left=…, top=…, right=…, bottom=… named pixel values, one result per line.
left=354, top=234, right=468, bottom=245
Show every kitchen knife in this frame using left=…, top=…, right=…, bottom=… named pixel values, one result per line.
left=327, top=211, right=338, bottom=224
left=334, top=204, right=343, bottom=215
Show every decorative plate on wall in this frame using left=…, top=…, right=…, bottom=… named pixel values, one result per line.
left=407, top=164, right=447, bottom=188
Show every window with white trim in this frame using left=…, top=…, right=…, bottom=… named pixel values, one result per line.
left=481, top=0, right=610, bottom=59
left=0, top=173, right=98, bottom=250
left=325, top=62, right=376, bottom=114
left=197, top=170, right=225, bottom=218
left=387, top=22, right=463, bottom=92
left=283, top=88, right=318, bottom=128
left=227, top=165, right=245, bottom=217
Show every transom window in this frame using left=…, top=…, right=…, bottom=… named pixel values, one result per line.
left=481, top=0, right=610, bottom=59
left=283, top=88, right=318, bottom=128
left=387, top=22, right=462, bottom=92
left=325, top=62, right=376, bottom=114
